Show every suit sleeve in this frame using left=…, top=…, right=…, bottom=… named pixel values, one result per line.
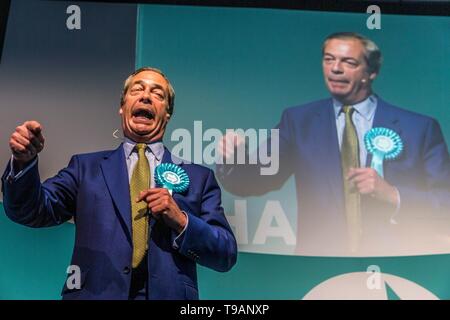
left=216, top=108, right=295, bottom=196
left=176, top=169, right=237, bottom=272
left=396, top=118, right=450, bottom=218
left=1, top=156, right=78, bottom=227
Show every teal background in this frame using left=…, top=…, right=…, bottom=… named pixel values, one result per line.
left=1, top=5, right=449, bottom=299
left=0, top=203, right=74, bottom=299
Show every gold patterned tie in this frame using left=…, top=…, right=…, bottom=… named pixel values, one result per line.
left=130, top=143, right=150, bottom=268
left=341, top=106, right=361, bottom=251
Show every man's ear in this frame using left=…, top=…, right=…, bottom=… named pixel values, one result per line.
left=119, top=107, right=123, bottom=115
left=369, top=72, right=377, bottom=81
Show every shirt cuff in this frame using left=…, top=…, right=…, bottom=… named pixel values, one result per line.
left=7, top=155, right=38, bottom=182
left=172, top=210, right=189, bottom=250
left=390, top=187, right=401, bottom=224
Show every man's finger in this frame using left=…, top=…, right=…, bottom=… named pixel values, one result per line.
left=15, top=131, right=43, bottom=155
left=349, top=172, right=373, bottom=184
left=136, top=190, right=151, bottom=202
left=149, top=203, right=169, bottom=214
left=359, top=186, right=374, bottom=195
left=145, top=192, right=170, bottom=204
left=16, top=125, right=33, bottom=140
left=11, top=133, right=37, bottom=156
left=25, top=121, right=42, bottom=134
left=147, top=199, right=165, bottom=211
left=11, top=132, right=30, bottom=147
left=10, top=140, right=27, bottom=153
left=25, top=142, right=37, bottom=156
left=29, top=134, right=42, bottom=150
left=28, top=124, right=45, bottom=144
left=355, top=180, right=375, bottom=194
left=347, top=167, right=371, bottom=180
left=136, top=188, right=169, bottom=202
left=34, top=130, right=45, bottom=144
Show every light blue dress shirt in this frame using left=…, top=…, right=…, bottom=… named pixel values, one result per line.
left=123, top=137, right=164, bottom=185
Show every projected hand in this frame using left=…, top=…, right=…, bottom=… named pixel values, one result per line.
left=347, top=167, right=400, bottom=206
left=218, top=132, right=246, bottom=161
left=9, top=121, right=45, bottom=167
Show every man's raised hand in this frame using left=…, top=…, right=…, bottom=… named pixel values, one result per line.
left=10, top=121, right=45, bottom=166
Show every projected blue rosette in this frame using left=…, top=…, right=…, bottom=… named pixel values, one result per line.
left=154, top=163, right=190, bottom=195
left=364, top=127, right=403, bottom=178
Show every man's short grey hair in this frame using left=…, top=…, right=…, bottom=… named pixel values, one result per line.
left=120, top=67, right=175, bottom=116
left=322, top=32, right=383, bottom=75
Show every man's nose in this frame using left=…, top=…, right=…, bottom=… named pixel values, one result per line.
left=140, top=89, right=152, bottom=103
left=331, top=61, right=343, bottom=73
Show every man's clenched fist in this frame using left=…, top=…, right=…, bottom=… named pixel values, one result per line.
left=9, top=121, right=45, bottom=167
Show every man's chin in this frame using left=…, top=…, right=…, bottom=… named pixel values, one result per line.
left=330, top=89, right=353, bottom=98
left=329, top=88, right=349, bottom=96
left=131, top=124, right=154, bottom=135
left=134, top=131, right=153, bottom=141
left=123, top=130, right=152, bottom=143
left=136, top=129, right=152, bottom=135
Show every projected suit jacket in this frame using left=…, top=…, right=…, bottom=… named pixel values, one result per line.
left=1, top=145, right=237, bottom=300
left=217, top=97, right=450, bottom=256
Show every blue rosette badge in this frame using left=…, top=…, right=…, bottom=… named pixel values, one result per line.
left=364, top=127, right=403, bottom=177
left=154, top=163, right=190, bottom=195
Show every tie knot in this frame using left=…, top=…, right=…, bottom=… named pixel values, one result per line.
left=342, top=105, right=354, bottom=115
left=135, top=143, right=147, bottom=152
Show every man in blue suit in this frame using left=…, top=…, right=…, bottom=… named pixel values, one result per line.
left=217, top=32, right=450, bottom=256
left=2, top=67, right=237, bottom=299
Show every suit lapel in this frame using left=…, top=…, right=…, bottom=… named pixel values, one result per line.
left=161, top=147, right=186, bottom=167
left=312, top=99, right=345, bottom=210
left=100, top=144, right=132, bottom=241
left=162, top=147, right=173, bottom=164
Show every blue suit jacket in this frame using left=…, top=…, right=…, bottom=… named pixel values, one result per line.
left=218, top=97, right=450, bottom=255
left=2, top=145, right=237, bottom=299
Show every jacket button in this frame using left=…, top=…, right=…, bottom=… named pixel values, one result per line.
left=123, top=267, right=130, bottom=274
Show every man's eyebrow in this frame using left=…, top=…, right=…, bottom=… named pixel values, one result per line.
left=130, top=80, right=142, bottom=86
left=130, top=80, right=166, bottom=91
left=323, top=53, right=359, bottom=62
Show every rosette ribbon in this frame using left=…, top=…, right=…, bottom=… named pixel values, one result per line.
left=154, top=163, right=190, bottom=195
left=364, top=127, right=403, bottom=178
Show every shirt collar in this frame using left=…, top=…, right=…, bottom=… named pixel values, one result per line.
left=123, top=137, right=164, bottom=161
left=333, top=94, right=377, bottom=122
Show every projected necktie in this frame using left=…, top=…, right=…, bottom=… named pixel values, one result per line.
left=340, top=106, right=362, bottom=251
left=130, top=143, right=150, bottom=268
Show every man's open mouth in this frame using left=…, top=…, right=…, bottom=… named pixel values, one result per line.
left=132, top=108, right=155, bottom=121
